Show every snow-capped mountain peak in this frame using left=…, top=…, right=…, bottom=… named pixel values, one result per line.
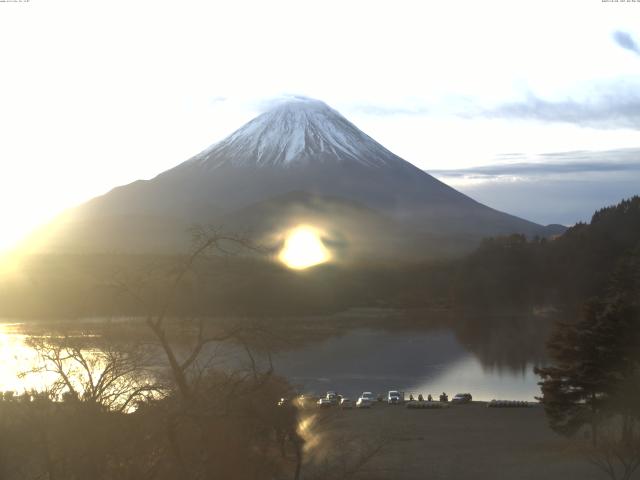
left=190, top=96, right=405, bottom=169
left=45, top=96, right=557, bottom=256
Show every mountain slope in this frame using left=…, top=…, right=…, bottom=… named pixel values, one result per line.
left=35, top=96, right=561, bottom=256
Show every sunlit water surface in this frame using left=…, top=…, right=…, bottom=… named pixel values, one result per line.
left=0, top=323, right=61, bottom=393
left=0, top=320, right=544, bottom=401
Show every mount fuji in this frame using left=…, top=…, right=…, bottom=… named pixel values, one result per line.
left=37, top=97, right=562, bottom=257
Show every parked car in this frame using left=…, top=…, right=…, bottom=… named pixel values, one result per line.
left=452, top=393, right=473, bottom=404
left=340, top=397, right=353, bottom=409
left=356, top=392, right=375, bottom=408
left=317, top=398, right=332, bottom=408
left=326, top=391, right=339, bottom=405
left=387, top=390, right=402, bottom=404
left=362, top=392, right=375, bottom=402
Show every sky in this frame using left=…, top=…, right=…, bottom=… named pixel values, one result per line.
left=0, top=0, right=639, bottom=252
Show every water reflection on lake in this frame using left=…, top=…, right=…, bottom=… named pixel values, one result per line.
left=271, top=328, right=542, bottom=401
left=0, top=323, right=59, bottom=393
left=0, top=313, right=549, bottom=401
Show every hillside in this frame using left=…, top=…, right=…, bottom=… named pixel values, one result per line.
left=452, top=196, right=640, bottom=308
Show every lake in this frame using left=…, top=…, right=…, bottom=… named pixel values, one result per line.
left=0, top=311, right=552, bottom=401
left=271, top=327, right=543, bottom=401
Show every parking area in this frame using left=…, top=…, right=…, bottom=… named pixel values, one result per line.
left=302, top=390, right=530, bottom=409
left=300, top=400, right=599, bottom=480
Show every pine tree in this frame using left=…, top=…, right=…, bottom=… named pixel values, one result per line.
left=535, top=244, right=640, bottom=446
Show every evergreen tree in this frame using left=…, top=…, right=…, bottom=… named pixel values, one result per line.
left=535, top=244, right=640, bottom=445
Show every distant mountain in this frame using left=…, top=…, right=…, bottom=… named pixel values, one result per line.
left=33, top=97, right=563, bottom=257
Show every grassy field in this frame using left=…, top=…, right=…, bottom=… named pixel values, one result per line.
left=301, top=401, right=602, bottom=480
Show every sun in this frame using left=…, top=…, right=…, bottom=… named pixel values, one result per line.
left=279, top=225, right=331, bottom=270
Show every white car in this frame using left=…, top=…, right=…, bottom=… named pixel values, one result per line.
left=326, top=391, right=339, bottom=405
left=317, top=398, right=332, bottom=408
left=356, top=391, right=375, bottom=408
left=387, top=390, right=402, bottom=404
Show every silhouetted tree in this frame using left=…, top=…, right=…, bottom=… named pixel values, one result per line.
left=23, top=334, right=162, bottom=412
left=107, top=226, right=304, bottom=480
left=536, top=245, right=640, bottom=479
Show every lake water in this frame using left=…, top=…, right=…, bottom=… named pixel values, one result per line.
left=271, top=328, right=542, bottom=401
left=0, top=323, right=59, bottom=393
left=0, top=314, right=549, bottom=401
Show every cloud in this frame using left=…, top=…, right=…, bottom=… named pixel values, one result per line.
left=430, top=148, right=640, bottom=179
left=348, top=104, right=431, bottom=116
left=485, top=90, right=640, bottom=129
left=613, top=30, right=640, bottom=56
left=429, top=148, right=640, bottom=225
left=349, top=80, right=640, bottom=130
left=347, top=95, right=477, bottom=117
left=252, top=94, right=320, bottom=113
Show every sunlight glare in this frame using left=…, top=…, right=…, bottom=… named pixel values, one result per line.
left=0, top=324, right=56, bottom=394
left=279, top=225, right=330, bottom=270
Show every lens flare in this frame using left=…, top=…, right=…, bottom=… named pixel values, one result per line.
left=297, top=413, right=321, bottom=453
left=279, top=225, right=330, bottom=270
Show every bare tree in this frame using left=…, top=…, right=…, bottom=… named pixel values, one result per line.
left=22, top=334, right=163, bottom=412
left=110, top=226, right=262, bottom=402
left=586, top=415, right=640, bottom=480
left=102, top=227, right=306, bottom=480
